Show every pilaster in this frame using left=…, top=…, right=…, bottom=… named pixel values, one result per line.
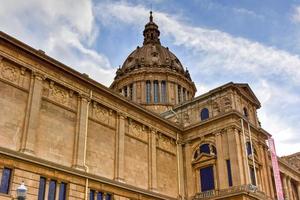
left=215, top=131, right=227, bottom=189
left=114, top=113, right=126, bottom=182
left=282, top=175, right=289, bottom=200
left=227, top=127, right=245, bottom=185
left=20, top=71, right=45, bottom=154
left=177, top=136, right=185, bottom=199
left=149, top=128, right=157, bottom=191
left=297, top=182, right=300, bottom=200
left=72, top=94, right=90, bottom=171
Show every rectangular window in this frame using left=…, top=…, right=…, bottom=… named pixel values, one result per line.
left=48, top=180, right=57, bottom=200
left=38, top=177, right=46, bottom=200
left=226, top=160, right=233, bottom=187
left=90, top=190, right=95, bottom=200
left=183, top=88, right=186, bottom=101
left=200, top=166, right=215, bottom=192
left=59, top=182, right=67, bottom=200
left=146, top=81, right=151, bottom=103
left=178, top=85, right=181, bottom=103
left=250, top=166, right=256, bottom=186
left=153, top=80, right=159, bottom=103
left=0, top=168, right=12, bottom=194
left=97, top=192, right=103, bottom=200
left=123, top=86, right=128, bottom=97
left=129, top=84, right=133, bottom=100
left=105, top=193, right=112, bottom=200
left=161, top=81, right=166, bottom=103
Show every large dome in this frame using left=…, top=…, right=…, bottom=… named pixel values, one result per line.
left=110, top=11, right=196, bottom=114
left=115, top=43, right=190, bottom=80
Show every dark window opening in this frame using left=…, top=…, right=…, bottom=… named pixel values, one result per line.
left=200, top=166, right=215, bottom=191
left=123, top=86, right=128, bottom=97
left=200, top=144, right=210, bottom=154
left=154, top=80, right=159, bottom=103
left=250, top=166, right=256, bottom=186
left=146, top=81, right=151, bottom=103
left=243, top=107, right=248, bottom=118
left=90, top=190, right=95, bottom=200
left=97, top=192, right=103, bottom=200
left=0, top=168, right=12, bottom=194
left=183, top=88, right=186, bottom=101
left=246, top=142, right=252, bottom=155
left=200, top=108, right=209, bottom=121
left=178, top=85, right=182, bottom=103
left=48, top=180, right=57, bottom=200
left=38, top=177, right=46, bottom=200
left=226, top=160, right=233, bottom=187
left=59, top=182, right=67, bottom=200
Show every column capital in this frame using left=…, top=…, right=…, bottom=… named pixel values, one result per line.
left=118, top=112, right=127, bottom=119
left=32, top=70, right=46, bottom=80
left=78, top=93, right=91, bottom=102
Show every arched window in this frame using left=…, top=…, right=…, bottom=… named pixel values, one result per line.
left=153, top=80, right=159, bottom=103
left=243, top=107, right=248, bottom=118
left=194, top=143, right=217, bottom=159
left=146, top=81, right=151, bottom=103
left=200, top=108, right=209, bottom=121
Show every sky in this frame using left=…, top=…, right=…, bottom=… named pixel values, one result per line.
left=1, top=0, right=299, bottom=156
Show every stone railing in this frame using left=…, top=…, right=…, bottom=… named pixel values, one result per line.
left=193, top=184, right=271, bottom=200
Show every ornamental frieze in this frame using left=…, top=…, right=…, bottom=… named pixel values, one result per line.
left=156, top=133, right=176, bottom=154
left=42, top=81, right=76, bottom=110
left=0, top=59, right=28, bottom=88
left=128, top=120, right=148, bottom=142
left=90, top=102, right=115, bottom=127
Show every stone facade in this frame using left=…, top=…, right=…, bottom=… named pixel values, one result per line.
left=0, top=12, right=300, bottom=200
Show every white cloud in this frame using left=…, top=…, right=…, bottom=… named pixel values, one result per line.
left=0, top=0, right=115, bottom=86
left=292, top=6, right=300, bottom=23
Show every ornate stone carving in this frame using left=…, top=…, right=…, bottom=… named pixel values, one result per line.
left=128, top=121, right=148, bottom=142
left=212, top=101, right=220, bottom=115
left=223, top=96, right=232, bottom=111
left=0, top=61, right=20, bottom=84
left=92, top=102, right=110, bottom=125
left=157, top=133, right=176, bottom=154
left=42, top=81, right=74, bottom=108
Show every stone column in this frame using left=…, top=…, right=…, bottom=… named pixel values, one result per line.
left=287, top=177, right=293, bottom=200
left=132, top=82, right=136, bottom=101
left=114, top=113, right=126, bottom=182
left=55, top=181, right=60, bottom=200
left=282, top=175, right=289, bottom=200
left=72, top=94, right=90, bottom=170
left=215, top=131, right=227, bottom=189
left=184, top=142, right=195, bottom=197
left=149, top=128, right=157, bottom=191
left=227, top=127, right=245, bottom=185
left=177, top=137, right=185, bottom=198
left=20, top=71, right=45, bottom=154
left=297, top=182, right=300, bottom=200
left=258, top=143, right=268, bottom=194
left=45, top=178, right=50, bottom=200
left=175, top=84, right=178, bottom=104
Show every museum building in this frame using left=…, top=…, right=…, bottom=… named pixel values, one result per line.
left=0, top=12, right=300, bottom=200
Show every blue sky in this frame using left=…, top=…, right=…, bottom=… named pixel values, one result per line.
left=1, top=0, right=300, bottom=156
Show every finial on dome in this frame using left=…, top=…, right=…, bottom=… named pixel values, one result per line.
left=150, top=11, right=153, bottom=22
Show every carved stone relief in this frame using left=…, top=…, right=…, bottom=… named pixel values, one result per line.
left=128, top=120, right=148, bottom=142
left=42, top=80, right=76, bottom=110
left=156, top=133, right=176, bottom=154
left=223, top=96, right=232, bottom=112
left=0, top=60, right=20, bottom=84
